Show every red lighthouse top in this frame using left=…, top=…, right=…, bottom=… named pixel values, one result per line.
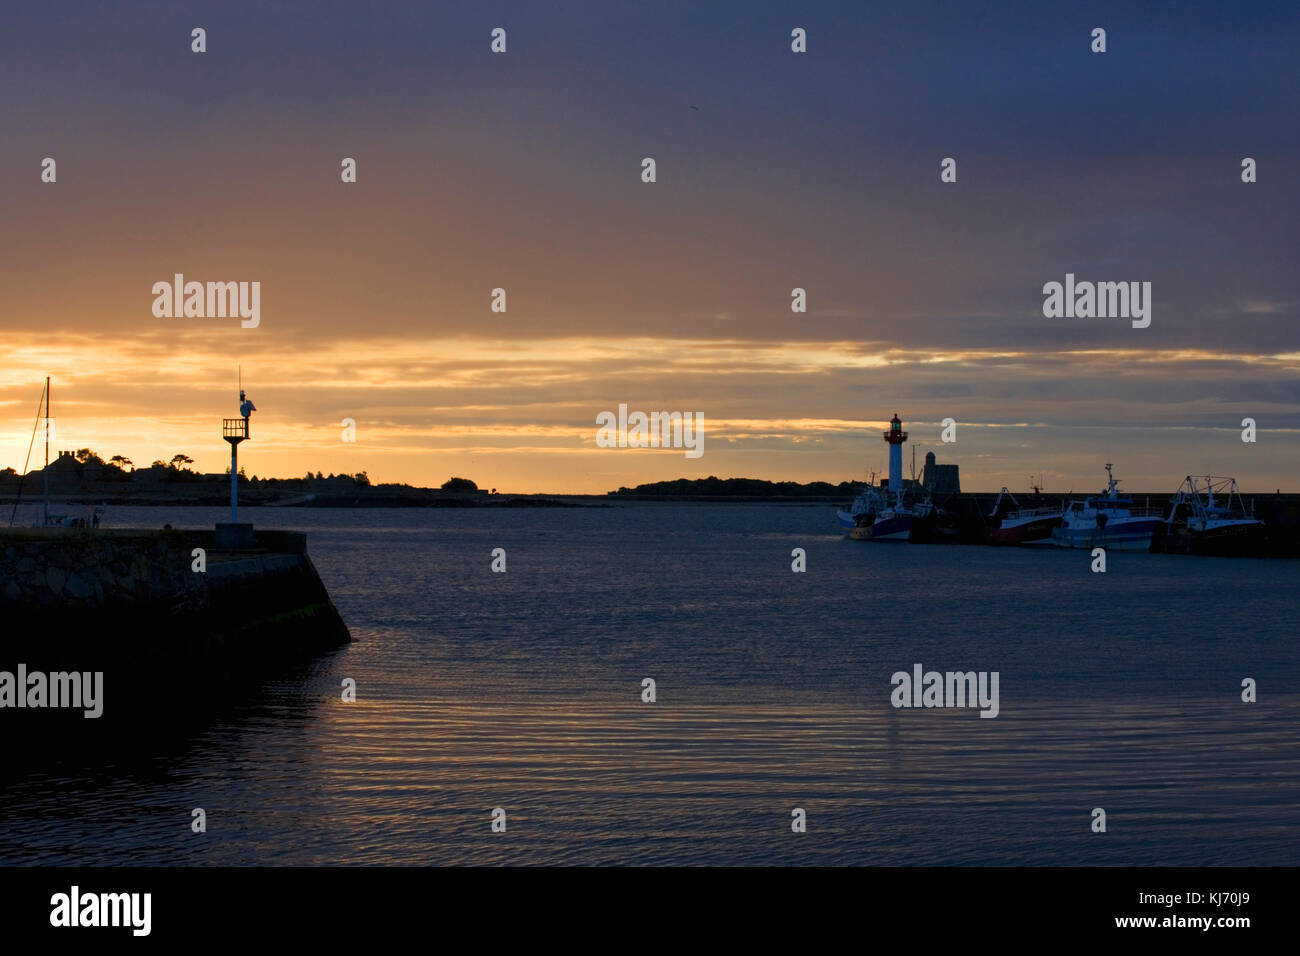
left=883, top=413, right=908, bottom=445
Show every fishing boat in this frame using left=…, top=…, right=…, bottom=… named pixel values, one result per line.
left=1050, top=463, right=1165, bottom=551
left=1153, top=475, right=1266, bottom=556
left=850, top=488, right=937, bottom=541
left=988, top=483, right=1061, bottom=545
left=836, top=471, right=885, bottom=531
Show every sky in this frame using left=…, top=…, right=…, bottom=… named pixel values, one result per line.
left=1, top=1, right=1298, bottom=494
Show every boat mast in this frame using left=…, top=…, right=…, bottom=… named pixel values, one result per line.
left=43, top=376, right=49, bottom=526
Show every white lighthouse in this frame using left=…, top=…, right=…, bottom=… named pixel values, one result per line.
left=883, top=413, right=907, bottom=494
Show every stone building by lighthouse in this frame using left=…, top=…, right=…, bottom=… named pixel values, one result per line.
left=922, top=450, right=962, bottom=496
left=883, top=413, right=907, bottom=493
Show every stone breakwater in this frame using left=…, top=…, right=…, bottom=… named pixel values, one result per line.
left=0, top=528, right=350, bottom=736
left=2, top=529, right=206, bottom=612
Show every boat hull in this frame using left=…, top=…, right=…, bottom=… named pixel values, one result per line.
left=991, top=515, right=1060, bottom=546
left=849, top=512, right=913, bottom=541
left=1152, top=520, right=1267, bottom=556
left=837, top=509, right=876, bottom=530
left=1051, top=518, right=1162, bottom=551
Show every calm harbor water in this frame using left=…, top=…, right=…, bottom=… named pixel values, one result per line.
left=2, top=502, right=1297, bottom=865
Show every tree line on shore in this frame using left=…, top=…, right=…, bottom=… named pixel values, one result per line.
left=2, top=451, right=867, bottom=498
left=0, top=451, right=501, bottom=495
left=0, top=448, right=372, bottom=488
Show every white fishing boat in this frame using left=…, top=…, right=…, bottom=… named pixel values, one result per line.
left=1050, top=463, right=1165, bottom=551
left=856, top=493, right=935, bottom=541
left=836, top=471, right=885, bottom=530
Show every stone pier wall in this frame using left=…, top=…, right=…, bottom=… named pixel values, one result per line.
left=0, top=527, right=350, bottom=677
left=1, top=529, right=206, bottom=612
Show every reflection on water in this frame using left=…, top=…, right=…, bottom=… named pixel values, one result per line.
left=1, top=503, right=1297, bottom=865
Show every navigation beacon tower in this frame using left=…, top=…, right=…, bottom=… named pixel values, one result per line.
left=883, top=413, right=908, bottom=494
left=223, top=386, right=256, bottom=522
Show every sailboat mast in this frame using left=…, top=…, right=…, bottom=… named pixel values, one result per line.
left=43, top=376, right=49, bottom=525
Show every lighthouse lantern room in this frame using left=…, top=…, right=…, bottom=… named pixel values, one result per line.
left=883, top=413, right=908, bottom=493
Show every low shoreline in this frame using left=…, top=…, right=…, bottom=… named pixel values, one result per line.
left=4, top=491, right=1296, bottom=506
left=0, top=492, right=603, bottom=508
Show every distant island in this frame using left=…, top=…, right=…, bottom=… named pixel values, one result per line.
left=608, top=477, right=859, bottom=499
left=0, top=448, right=872, bottom=506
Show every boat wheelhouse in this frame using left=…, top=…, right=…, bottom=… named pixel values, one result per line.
left=1050, top=464, right=1164, bottom=551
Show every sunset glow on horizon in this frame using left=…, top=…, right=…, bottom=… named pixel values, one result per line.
left=3, top=332, right=1296, bottom=493
left=3, top=2, right=1296, bottom=494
